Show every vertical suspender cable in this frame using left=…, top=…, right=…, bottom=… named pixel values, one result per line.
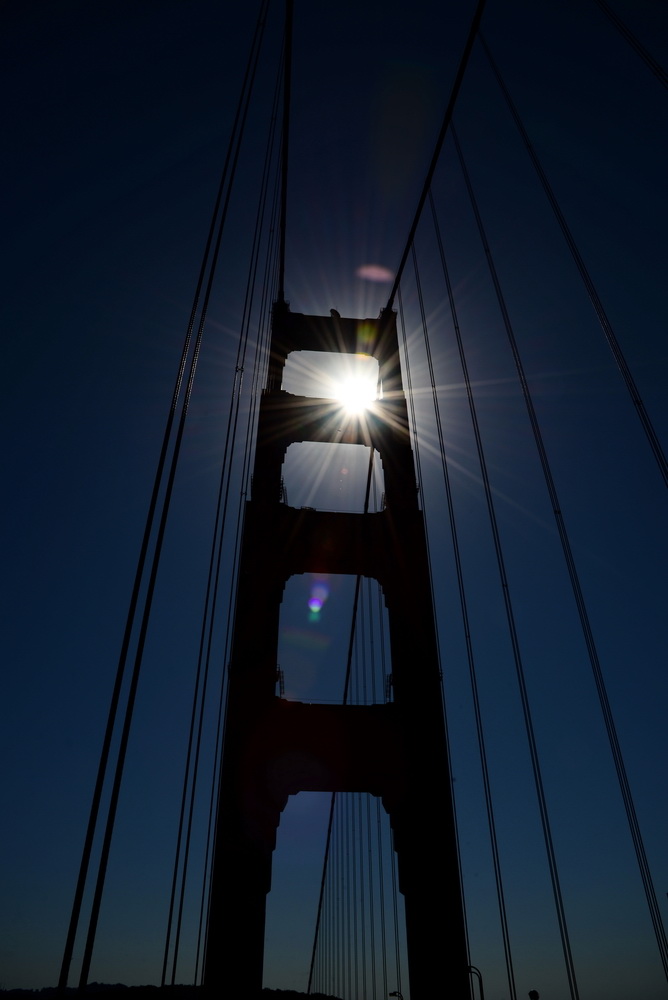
left=433, top=126, right=581, bottom=1000
left=162, top=35, right=284, bottom=986
left=419, top=202, right=518, bottom=999
left=397, top=280, right=472, bottom=971
left=277, top=0, right=294, bottom=304
left=58, top=4, right=270, bottom=989
left=450, top=114, right=668, bottom=979
left=389, top=827, right=403, bottom=998
left=479, top=33, right=668, bottom=489
left=75, top=4, right=270, bottom=986
left=197, top=108, right=283, bottom=984
left=307, top=449, right=376, bottom=993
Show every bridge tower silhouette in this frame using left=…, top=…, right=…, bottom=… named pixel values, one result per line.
left=203, top=300, right=470, bottom=998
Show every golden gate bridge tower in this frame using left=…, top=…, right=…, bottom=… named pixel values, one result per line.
left=202, top=4, right=482, bottom=992
left=203, top=299, right=470, bottom=998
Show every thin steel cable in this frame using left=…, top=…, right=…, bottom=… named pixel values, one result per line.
left=397, top=280, right=472, bottom=967
left=479, top=32, right=668, bottom=488
left=344, top=795, right=351, bottom=999
left=307, top=793, right=338, bottom=995
left=386, top=0, right=487, bottom=310
left=375, top=798, right=389, bottom=1000
left=594, top=0, right=668, bottom=88
left=358, top=793, right=367, bottom=999
left=365, top=794, right=377, bottom=999
left=197, top=191, right=280, bottom=980
left=197, top=126, right=282, bottom=985
left=277, top=0, right=293, bottom=302
left=389, top=827, right=403, bottom=997
left=76, top=8, right=270, bottom=984
left=450, top=121, right=668, bottom=979
left=56, top=6, right=270, bottom=985
left=373, top=568, right=390, bottom=999
left=436, top=121, right=581, bottom=1000
left=335, top=804, right=342, bottom=1000
left=418, top=203, right=519, bottom=999
left=360, top=587, right=378, bottom=995
left=308, top=450, right=376, bottom=992
left=165, top=43, right=283, bottom=985
left=352, top=794, right=360, bottom=997
left=159, top=377, right=245, bottom=987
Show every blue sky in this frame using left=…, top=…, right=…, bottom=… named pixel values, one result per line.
left=2, top=2, right=667, bottom=998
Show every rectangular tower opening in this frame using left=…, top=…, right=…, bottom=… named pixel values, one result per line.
left=282, top=441, right=384, bottom=513
left=282, top=349, right=380, bottom=402
left=263, top=790, right=408, bottom=996
left=277, top=573, right=390, bottom=705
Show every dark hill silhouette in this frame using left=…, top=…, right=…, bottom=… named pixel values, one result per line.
left=0, top=988, right=343, bottom=1000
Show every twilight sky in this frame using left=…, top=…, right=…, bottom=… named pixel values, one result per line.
left=2, top=2, right=667, bottom=999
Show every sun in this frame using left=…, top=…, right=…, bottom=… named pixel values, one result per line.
left=333, top=374, right=377, bottom=414
left=330, top=354, right=378, bottom=415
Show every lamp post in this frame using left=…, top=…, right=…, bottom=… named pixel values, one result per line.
left=468, top=965, right=485, bottom=1000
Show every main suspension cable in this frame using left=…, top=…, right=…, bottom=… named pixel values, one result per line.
left=594, top=0, right=668, bottom=88
left=386, top=0, right=487, bottom=310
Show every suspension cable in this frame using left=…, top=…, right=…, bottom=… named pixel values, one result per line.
left=434, top=124, right=581, bottom=1000
left=594, top=0, right=668, bottom=88
left=307, top=446, right=376, bottom=992
left=386, top=0, right=487, bottom=310
left=162, top=26, right=283, bottom=987
left=277, top=0, right=294, bottom=303
left=451, top=115, right=668, bottom=980
left=417, top=205, right=519, bottom=999
left=196, top=91, right=283, bottom=986
left=374, top=570, right=390, bottom=1000
left=479, top=32, right=668, bottom=489
left=74, top=6, right=270, bottom=987
left=389, top=825, right=403, bottom=998
left=58, top=4, right=270, bottom=989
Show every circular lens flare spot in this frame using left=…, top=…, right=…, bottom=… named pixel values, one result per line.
left=307, top=576, right=330, bottom=616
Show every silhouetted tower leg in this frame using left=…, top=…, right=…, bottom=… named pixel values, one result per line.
left=204, top=302, right=471, bottom=999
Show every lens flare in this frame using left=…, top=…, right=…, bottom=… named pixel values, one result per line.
left=307, top=576, right=330, bottom=615
left=356, top=263, right=394, bottom=283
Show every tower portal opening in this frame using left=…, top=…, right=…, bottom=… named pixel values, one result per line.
left=277, top=572, right=390, bottom=704
left=263, top=790, right=409, bottom=995
left=282, top=441, right=384, bottom=512
left=282, top=348, right=380, bottom=404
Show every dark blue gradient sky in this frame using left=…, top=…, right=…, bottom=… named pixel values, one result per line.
left=2, top=2, right=667, bottom=998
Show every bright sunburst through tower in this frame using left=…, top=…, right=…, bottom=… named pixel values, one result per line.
left=282, top=349, right=379, bottom=412
left=331, top=353, right=378, bottom=414
left=333, top=372, right=377, bottom=414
